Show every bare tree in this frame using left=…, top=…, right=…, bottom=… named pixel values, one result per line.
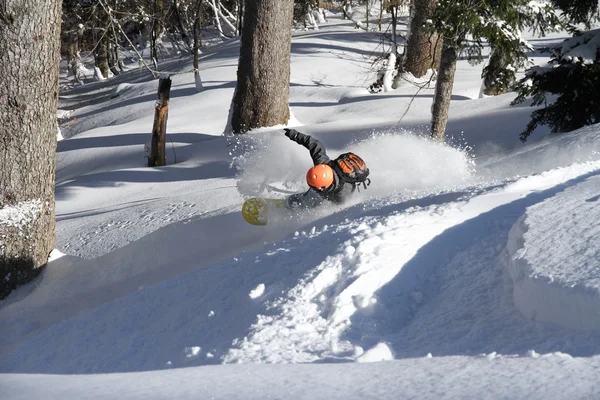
left=0, top=0, right=62, bottom=298
left=231, top=0, right=294, bottom=133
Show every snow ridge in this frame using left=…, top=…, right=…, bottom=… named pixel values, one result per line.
left=507, top=173, right=600, bottom=331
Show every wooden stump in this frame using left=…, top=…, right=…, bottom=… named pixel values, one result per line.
left=148, top=77, right=172, bottom=167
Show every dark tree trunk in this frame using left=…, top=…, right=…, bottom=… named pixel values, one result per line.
left=151, top=0, right=164, bottom=69
left=193, top=0, right=203, bottom=69
left=97, top=28, right=110, bottom=78
left=404, top=0, right=442, bottom=78
left=236, top=0, right=244, bottom=34
left=95, top=5, right=111, bottom=78
left=482, top=45, right=515, bottom=96
left=62, top=18, right=80, bottom=80
left=173, top=0, right=192, bottom=50
left=109, top=35, right=120, bottom=76
left=366, top=0, right=369, bottom=30
left=193, top=0, right=204, bottom=91
left=109, top=18, right=124, bottom=73
left=379, top=0, right=383, bottom=31
left=231, top=0, right=294, bottom=133
left=431, top=39, right=459, bottom=141
left=148, top=78, right=172, bottom=167
left=0, top=0, right=62, bottom=299
left=390, top=5, right=397, bottom=47
left=67, top=41, right=80, bottom=82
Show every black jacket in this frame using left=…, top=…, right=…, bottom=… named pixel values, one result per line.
left=285, top=130, right=354, bottom=209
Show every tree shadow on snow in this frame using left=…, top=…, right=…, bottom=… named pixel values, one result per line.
left=55, top=160, right=234, bottom=200
left=55, top=132, right=233, bottom=201
left=72, top=87, right=201, bottom=120
left=58, top=132, right=217, bottom=152
left=342, top=169, right=600, bottom=359
left=0, top=207, right=362, bottom=374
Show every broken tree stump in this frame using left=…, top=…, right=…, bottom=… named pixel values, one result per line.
left=148, top=76, right=172, bottom=167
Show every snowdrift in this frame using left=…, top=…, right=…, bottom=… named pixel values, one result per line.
left=507, top=173, right=600, bottom=331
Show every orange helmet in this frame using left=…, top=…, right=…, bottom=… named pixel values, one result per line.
left=306, top=164, right=335, bottom=190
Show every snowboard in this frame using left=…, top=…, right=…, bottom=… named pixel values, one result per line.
left=241, top=197, right=286, bottom=226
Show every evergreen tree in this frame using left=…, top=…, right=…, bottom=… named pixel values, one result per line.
left=429, top=0, right=535, bottom=139
left=481, top=1, right=561, bottom=96
left=551, top=0, right=599, bottom=26
left=512, top=31, right=600, bottom=141
left=512, top=0, right=600, bottom=141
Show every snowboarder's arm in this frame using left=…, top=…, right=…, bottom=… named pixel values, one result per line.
left=284, top=129, right=330, bottom=165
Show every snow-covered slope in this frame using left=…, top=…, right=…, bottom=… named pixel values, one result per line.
left=508, top=172, right=600, bottom=331
left=4, top=354, right=600, bottom=400
left=2, top=9, right=600, bottom=400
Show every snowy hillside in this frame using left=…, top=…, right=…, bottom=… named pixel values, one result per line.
left=2, top=10, right=600, bottom=400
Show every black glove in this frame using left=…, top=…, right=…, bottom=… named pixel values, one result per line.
left=284, top=128, right=299, bottom=141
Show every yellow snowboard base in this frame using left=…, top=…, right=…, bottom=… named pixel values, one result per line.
left=242, top=198, right=286, bottom=226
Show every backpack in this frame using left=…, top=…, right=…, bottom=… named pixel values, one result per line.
left=333, top=152, right=371, bottom=190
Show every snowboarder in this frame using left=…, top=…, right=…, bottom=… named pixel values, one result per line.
left=283, top=128, right=370, bottom=209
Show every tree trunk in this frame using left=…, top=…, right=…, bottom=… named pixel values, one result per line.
left=0, top=0, right=61, bottom=299
left=67, top=42, right=81, bottom=82
left=481, top=45, right=515, bottom=97
left=97, top=29, right=110, bottom=78
left=173, top=0, right=193, bottom=50
left=404, top=0, right=441, bottom=78
left=219, top=1, right=236, bottom=21
left=148, top=77, right=172, bottom=167
left=390, top=5, right=397, bottom=45
left=231, top=0, right=294, bottom=133
left=193, top=0, right=203, bottom=68
left=318, top=0, right=327, bottom=22
left=210, top=0, right=225, bottom=36
left=430, top=39, right=459, bottom=141
left=217, top=4, right=237, bottom=36
left=366, top=0, right=369, bottom=31
left=379, top=0, right=383, bottom=31
left=108, top=34, right=120, bottom=76
left=236, top=0, right=244, bottom=34
left=108, top=6, right=120, bottom=74
left=193, top=0, right=204, bottom=92
left=151, top=0, right=164, bottom=69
